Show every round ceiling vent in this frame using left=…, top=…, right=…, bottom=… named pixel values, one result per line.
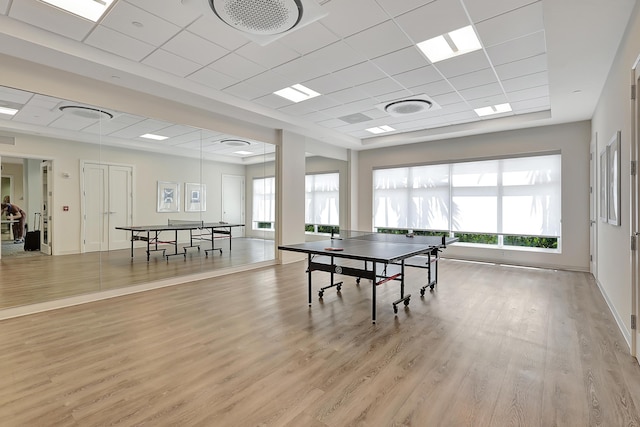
left=209, top=0, right=303, bottom=35
left=221, top=139, right=251, bottom=147
left=384, top=99, right=433, bottom=116
left=59, top=105, right=113, bottom=120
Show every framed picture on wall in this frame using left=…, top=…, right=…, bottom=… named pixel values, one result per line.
left=185, top=183, right=206, bottom=212
left=599, top=147, right=608, bottom=222
left=607, top=131, right=621, bottom=226
left=157, top=181, right=180, bottom=213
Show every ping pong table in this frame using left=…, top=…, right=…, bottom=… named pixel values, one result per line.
left=278, top=231, right=457, bottom=323
left=116, top=220, right=244, bottom=261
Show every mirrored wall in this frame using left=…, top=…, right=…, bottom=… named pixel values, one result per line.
left=0, top=85, right=276, bottom=311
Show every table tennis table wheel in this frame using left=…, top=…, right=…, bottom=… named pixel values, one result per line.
left=356, top=278, right=361, bottom=285
left=318, top=290, right=324, bottom=298
left=336, top=284, right=342, bottom=292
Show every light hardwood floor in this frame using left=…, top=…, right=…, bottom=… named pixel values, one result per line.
left=0, top=238, right=274, bottom=310
left=1, top=259, right=640, bottom=426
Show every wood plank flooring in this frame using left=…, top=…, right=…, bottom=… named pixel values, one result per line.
left=1, top=259, right=639, bottom=426
left=0, top=238, right=274, bottom=310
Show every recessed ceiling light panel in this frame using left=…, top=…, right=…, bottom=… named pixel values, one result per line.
left=474, top=103, right=513, bottom=117
left=0, top=106, right=19, bottom=116
left=417, top=25, right=482, bottom=63
left=274, top=84, right=320, bottom=103
left=140, top=133, right=169, bottom=141
left=40, top=0, right=115, bottom=22
left=376, top=94, right=441, bottom=117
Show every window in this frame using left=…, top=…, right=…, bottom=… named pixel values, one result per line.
left=373, top=154, right=561, bottom=249
left=305, top=172, right=339, bottom=233
left=252, top=177, right=275, bottom=230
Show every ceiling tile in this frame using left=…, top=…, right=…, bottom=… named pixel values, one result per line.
left=475, top=2, right=544, bottom=47
left=187, top=15, right=249, bottom=51
left=326, top=87, right=371, bottom=104
left=301, top=111, right=334, bottom=123
left=494, top=54, right=547, bottom=80
left=458, top=82, right=504, bottom=100
left=392, top=66, right=441, bottom=89
left=223, top=82, right=264, bottom=101
left=126, top=0, right=203, bottom=27
left=318, top=118, right=347, bottom=129
left=319, top=99, right=377, bottom=119
left=486, top=31, right=546, bottom=66
left=210, top=53, right=267, bottom=81
left=101, top=1, right=181, bottom=46
left=304, top=41, right=366, bottom=74
left=111, top=118, right=173, bottom=138
left=465, top=0, right=538, bottom=24
left=85, top=26, right=155, bottom=61
left=467, top=94, right=509, bottom=109
left=244, top=71, right=294, bottom=94
left=303, top=74, right=352, bottom=95
left=187, top=66, right=238, bottom=90
left=320, top=0, right=389, bottom=38
left=331, top=62, right=387, bottom=87
left=0, top=0, right=9, bottom=14
left=9, top=0, right=94, bottom=41
left=271, top=55, right=327, bottom=83
left=236, top=41, right=301, bottom=69
left=142, top=49, right=202, bottom=77
left=253, top=94, right=296, bottom=109
left=162, top=31, right=229, bottom=66
left=501, top=71, right=548, bottom=92
left=278, top=21, right=340, bottom=55
left=0, top=86, right=33, bottom=104
left=448, top=68, right=499, bottom=91
left=371, top=47, right=428, bottom=76
left=433, top=50, right=491, bottom=79
left=511, top=96, right=550, bottom=112
left=395, top=0, right=470, bottom=44
left=278, top=102, right=319, bottom=116
left=295, top=95, right=341, bottom=111
left=506, top=85, right=549, bottom=102
left=357, top=78, right=407, bottom=98
left=410, top=80, right=456, bottom=97
left=374, top=0, right=437, bottom=17
left=345, top=20, right=412, bottom=59
left=430, top=91, right=464, bottom=106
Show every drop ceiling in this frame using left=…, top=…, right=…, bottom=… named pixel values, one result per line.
left=0, top=0, right=635, bottom=158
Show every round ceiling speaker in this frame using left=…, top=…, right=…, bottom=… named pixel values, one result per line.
left=59, top=105, right=113, bottom=120
left=384, top=99, right=433, bottom=116
left=209, top=0, right=303, bottom=35
left=221, top=139, right=251, bottom=147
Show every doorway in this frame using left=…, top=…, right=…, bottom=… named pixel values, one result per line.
left=632, top=59, right=640, bottom=360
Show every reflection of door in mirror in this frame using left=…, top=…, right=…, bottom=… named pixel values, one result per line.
left=40, top=161, right=52, bottom=255
left=82, top=162, right=133, bottom=252
left=1, top=169, right=14, bottom=246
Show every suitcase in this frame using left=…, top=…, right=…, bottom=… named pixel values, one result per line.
left=24, top=213, right=41, bottom=251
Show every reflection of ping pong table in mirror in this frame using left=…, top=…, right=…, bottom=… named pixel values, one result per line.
left=116, top=220, right=245, bottom=261
left=279, top=231, right=457, bottom=323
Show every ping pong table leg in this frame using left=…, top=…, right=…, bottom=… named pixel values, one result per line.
left=307, top=255, right=312, bottom=306
left=372, top=261, right=376, bottom=323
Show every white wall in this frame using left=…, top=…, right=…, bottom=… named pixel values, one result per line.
left=591, top=1, right=640, bottom=346
left=358, top=121, right=591, bottom=271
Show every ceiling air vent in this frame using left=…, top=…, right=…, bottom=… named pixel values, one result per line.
left=376, top=94, right=441, bottom=117
left=208, top=0, right=327, bottom=46
left=59, top=105, right=114, bottom=120
left=221, top=139, right=251, bottom=147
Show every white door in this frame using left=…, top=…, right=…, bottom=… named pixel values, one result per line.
left=590, top=136, right=598, bottom=276
left=40, top=161, right=53, bottom=255
left=222, top=174, right=245, bottom=237
left=82, top=162, right=132, bottom=252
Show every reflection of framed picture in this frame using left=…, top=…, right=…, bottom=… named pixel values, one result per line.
left=185, top=183, right=206, bottom=212
left=599, top=147, right=608, bottom=222
left=607, top=131, right=621, bottom=226
left=157, top=181, right=180, bottom=212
